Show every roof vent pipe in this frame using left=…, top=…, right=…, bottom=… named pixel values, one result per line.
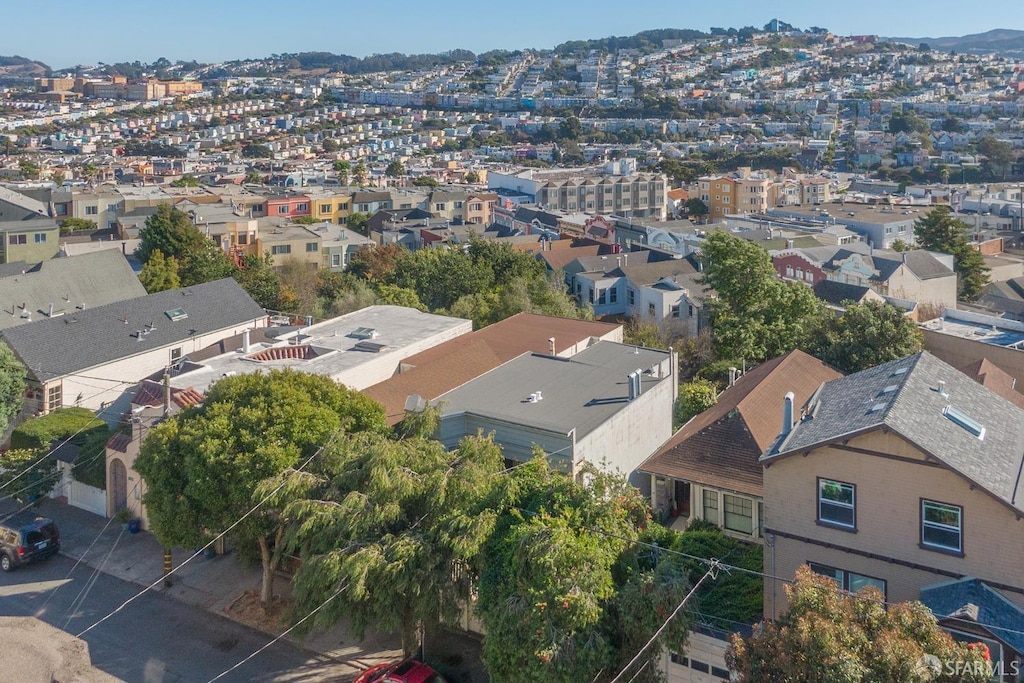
left=48, top=303, right=54, bottom=317
left=782, top=391, right=795, bottom=434
left=728, top=366, right=738, bottom=387
left=242, top=329, right=251, bottom=353
left=548, top=337, right=556, bottom=356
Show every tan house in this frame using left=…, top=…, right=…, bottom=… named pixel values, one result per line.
left=256, top=223, right=322, bottom=268
left=640, top=350, right=841, bottom=540
left=761, top=351, right=1024, bottom=671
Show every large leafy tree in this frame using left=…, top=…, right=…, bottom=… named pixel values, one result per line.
left=136, top=203, right=208, bottom=265
left=279, top=431, right=508, bottom=654
left=138, top=249, right=180, bottom=293
left=390, top=247, right=495, bottom=311
left=478, top=460, right=691, bottom=683
left=135, top=370, right=387, bottom=606
left=232, top=252, right=283, bottom=310
left=701, top=231, right=823, bottom=362
left=727, top=565, right=990, bottom=682
left=804, top=300, right=923, bottom=373
left=913, top=207, right=990, bottom=301
left=0, top=341, right=26, bottom=439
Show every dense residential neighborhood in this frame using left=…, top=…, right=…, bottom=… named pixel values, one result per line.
left=3, top=9, right=1024, bottom=683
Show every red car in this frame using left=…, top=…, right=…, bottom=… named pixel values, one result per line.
left=353, top=658, right=449, bottom=683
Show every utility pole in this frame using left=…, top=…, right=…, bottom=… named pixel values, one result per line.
left=162, top=371, right=173, bottom=588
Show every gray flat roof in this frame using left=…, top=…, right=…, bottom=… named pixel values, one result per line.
left=436, top=341, right=672, bottom=439
left=169, top=305, right=470, bottom=394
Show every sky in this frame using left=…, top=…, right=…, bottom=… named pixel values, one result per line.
left=6, top=0, right=1024, bottom=69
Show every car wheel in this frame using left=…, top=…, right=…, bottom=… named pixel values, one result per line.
left=0, top=553, right=12, bottom=572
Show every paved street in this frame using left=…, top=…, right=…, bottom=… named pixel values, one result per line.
left=0, top=554, right=351, bottom=682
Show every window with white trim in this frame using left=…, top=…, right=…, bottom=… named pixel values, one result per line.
left=921, top=500, right=962, bottom=553
left=809, top=563, right=887, bottom=599
left=818, top=478, right=855, bottom=529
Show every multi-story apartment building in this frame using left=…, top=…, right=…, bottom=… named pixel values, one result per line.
left=489, top=164, right=667, bottom=220
left=307, top=189, right=352, bottom=225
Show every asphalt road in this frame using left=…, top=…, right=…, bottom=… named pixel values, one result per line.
left=0, top=554, right=352, bottom=683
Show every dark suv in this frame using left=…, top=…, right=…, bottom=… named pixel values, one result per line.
left=0, top=511, right=60, bottom=571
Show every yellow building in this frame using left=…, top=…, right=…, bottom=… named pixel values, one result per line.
left=308, top=190, right=353, bottom=225
left=698, top=176, right=736, bottom=218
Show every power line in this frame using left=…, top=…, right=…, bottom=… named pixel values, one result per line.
left=609, top=561, right=721, bottom=683
left=75, top=428, right=344, bottom=638
left=205, top=580, right=348, bottom=683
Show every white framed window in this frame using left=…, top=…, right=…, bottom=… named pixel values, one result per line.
left=818, top=478, right=855, bottom=529
left=702, top=490, right=719, bottom=524
left=320, top=204, right=332, bottom=213
left=271, top=245, right=291, bottom=255
left=723, top=494, right=753, bottom=535
left=921, top=500, right=962, bottom=553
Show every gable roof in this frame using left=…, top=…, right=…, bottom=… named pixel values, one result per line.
left=764, top=352, right=1024, bottom=515
left=2, top=278, right=266, bottom=383
left=363, top=313, right=621, bottom=424
left=0, top=251, right=147, bottom=331
left=812, top=279, right=874, bottom=306
left=614, top=256, right=701, bottom=288
left=959, top=358, right=1024, bottom=410
left=921, top=578, right=1024, bottom=653
left=0, top=185, right=48, bottom=218
left=640, top=351, right=841, bottom=497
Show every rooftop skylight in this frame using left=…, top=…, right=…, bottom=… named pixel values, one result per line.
left=943, top=405, right=985, bottom=440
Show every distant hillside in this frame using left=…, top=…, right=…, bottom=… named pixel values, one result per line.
left=0, top=55, right=49, bottom=77
left=887, top=29, right=1024, bottom=53
left=554, top=28, right=710, bottom=56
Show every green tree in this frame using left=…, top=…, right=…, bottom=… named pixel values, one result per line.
left=676, top=379, right=718, bottom=426
left=137, top=203, right=208, bottom=265
left=558, top=116, right=582, bottom=140
left=322, top=139, right=339, bottom=153
left=464, top=170, right=480, bottom=183
left=976, top=136, right=1015, bottom=180
left=478, top=459, right=691, bottom=683
left=233, top=252, right=283, bottom=310
left=178, top=239, right=237, bottom=287
left=244, top=170, right=264, bottom=184
left=913, top=207, right=990, bottom=301
left=684, top=197, right=710, bottom=220
left=0, top=341, right=26, bottom=440
left=891, top=238, right=911, bottom=252
left=374, top=283, right=426, bottom=310
left=347, top=211, right=370, bottom=235
left=280, top=431, right=508, bottom=655
left=0, top=449, right=58, bottom=503
left=18, top=159, right=40, bottom=180
left=59, top=217, right=97, bottom=235
left=412, top=176, right=440, bottom=188
left=170, top=174, right=201, bottom=188
left=390, top=247, right=495, bottom=311
left=353, top=161, right=368, bottom=186
left=803, top=300, right=923, bottom=373
left=385, top=160, right=405, bottom=178
left=135, top=370, right=387, bottom=607
left=241, top=143, right=273, bottom=158
left=138, top=249, right=180, bottom=293
left=701, top=231, right=823, bottom=362
left=727, top=565, right=990, bottom=682
left=332, top=159, right=350, bottom=184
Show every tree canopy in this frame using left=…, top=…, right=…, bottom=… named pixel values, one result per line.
left=913, top=207, right=990, bottom=301
left=135, top=370, right=387, bottom=605
left=803, top=300, right=923, bottom=373
left=728, top=565, right=990, bottom=682
left=700, top=231, right=822, bottom=362
left=138, top=249, right=180, bottom=293
left=0, top=341, right=26, bottom=439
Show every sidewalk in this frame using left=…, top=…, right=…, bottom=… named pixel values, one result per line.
left=22, top=499, right=488, bottom=682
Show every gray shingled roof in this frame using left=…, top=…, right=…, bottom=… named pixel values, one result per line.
left=764, top=352, right=1024, bottom=514
left=0, top=251, right=146, bottom=331
left=2, top=278, right=265, bottom=382
left=813, top=279, right=873, bottom=306
left=921, top=578, right=1024, bottom=653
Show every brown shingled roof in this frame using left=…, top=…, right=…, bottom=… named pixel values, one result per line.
left=639, top=350, right=842, bottom=497
left=363, top=313, right=622, bottom=424
left=959, top=358, right=1024, bottom=410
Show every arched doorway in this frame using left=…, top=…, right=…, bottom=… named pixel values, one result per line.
left=110, top=459, right=127, bottom=513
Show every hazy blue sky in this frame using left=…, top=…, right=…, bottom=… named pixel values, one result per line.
left=8, top=0, right=1024, bottom=68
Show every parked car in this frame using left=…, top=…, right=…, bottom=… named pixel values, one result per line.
left=353, top=658, right=449, bottom=683
left=0, top=511, right=60, bottom=571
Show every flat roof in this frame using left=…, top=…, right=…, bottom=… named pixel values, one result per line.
left=169, top=305, right=470, bottom=394
left=436, top=341, right=672, bottom=439
left=921, top=314, right=1024, bottom=350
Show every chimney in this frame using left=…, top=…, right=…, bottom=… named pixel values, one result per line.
left=305, top=315, right=313, bottom=327
left=902, top=251, right=907, bottom=264
left=782, top=391, right=795, bottom=434
left=627, top=371, right=638, bottom=401
left=728, top=366, right=738, bottom=387
left=47, top=303, right=54, bottom=317
left=548, top=336, right=556, bottom=355
left=623, top=253, right=628, bottom=266
left=786, top=239, right=794, bottom=249
left=242, top=329, right=251, bottom=353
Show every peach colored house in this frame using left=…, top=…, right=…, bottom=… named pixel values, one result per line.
left=760, top=351, right=1024, bottom=670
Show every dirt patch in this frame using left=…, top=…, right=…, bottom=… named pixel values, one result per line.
left=225, top=590, right=293, bottom=634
